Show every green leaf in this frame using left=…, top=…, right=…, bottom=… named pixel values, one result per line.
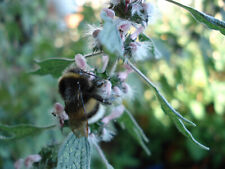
left=154, top=90, right=209, bottom=150
left=166, top=0, right=225, bottom=35
left=31, top=58, right=73, bottom=78
left=138, top=34, right=161, bottom=58
left=57, top=132, right=91, bottom=169
left=98, top=16, right=123, bottom=59
left=0, top=124, right=55, bottom=141
left=128, top=60, right=210, bottom=150
left=118, top=109, right=151, bottom=155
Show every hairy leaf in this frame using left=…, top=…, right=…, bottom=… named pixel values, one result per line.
left=128, top=60, right=210, bottom=150
left=166, top=0, right=225, bottom=35
left=57, top=133, right=91, bottom=169
left=139, top=34, right=161, bottom=59
left=0, top=124, right=55, bottom=141
left=118, top=109, right=151, bottom=155
left=31, top=58, right=73, bottom=78
left=98, top=16, right=123, bottom=59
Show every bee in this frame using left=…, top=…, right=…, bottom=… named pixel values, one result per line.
left=58, top=67, right=111, bottom=137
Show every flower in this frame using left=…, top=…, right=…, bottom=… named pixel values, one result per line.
left=113, top=86, right=123, bottom=97
left=75, top=54, right=87, bottom=71
left=96, top=80, right=112, bottom=99
left=52, top=103, right=69, bottom=127
left=84, top=24, right=102, bottom=50
left=14, top=154, right=42, bottom=169
left=130, top=26, right=144, bottom=40
left=102, top=105, right=125, bottom=125
left=102, top=8, right=115, bottom=19
left=130, top=41, right=152, bottom=61
left=24, top=154, right=42, bottom=168
left=116, top=20, right=131, bottom=41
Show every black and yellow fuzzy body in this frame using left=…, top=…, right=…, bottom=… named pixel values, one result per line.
left=58, top=68, right=104, bottom=137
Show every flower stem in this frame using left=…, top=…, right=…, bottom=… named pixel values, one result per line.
left=126, top=59, right=157, bottom=90
left=84, top=51, right=103, bottom=58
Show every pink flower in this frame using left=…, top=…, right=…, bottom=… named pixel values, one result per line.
left=130, top=26, right=144, bottom=40
left=102, top=105, right=125, bottom=125
left=97, top=80, right=112, bottom=99
left=75, top=54, right=87, bottom=70
left=14, top=154, right=42, bottom=169
left=124, top=63, right=134, bottom=73
left=121, top=83, right=133, bottom=99
left=117, top=21, right=131, bottom=41
left=102, top=8, right=115, bottom=19
left=52, top=103, right=69, bottom=127
left=14, top=159, right=24, bottom=169
left=24, top=154, right=42, bottom=168
left=129, top=41, right=152, bottom=61
left=92, top=29, right=101, bottom=38
left=113, top=86, right=122, bottom=97
left=118, top=71, right=128, bottom=81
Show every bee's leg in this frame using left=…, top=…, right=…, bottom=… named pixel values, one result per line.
left=91, top=94, right=113, bottom=105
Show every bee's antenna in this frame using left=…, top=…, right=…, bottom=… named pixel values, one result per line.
left=77, top=82, right=87, bottom=117
left=82, top=71, right=97, bottom=78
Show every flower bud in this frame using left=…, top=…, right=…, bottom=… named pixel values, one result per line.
left=102, top=8, right=115, bottom=19
left=24, top=154, right=42, bottom=168
left=75, top=54, right=87, bottom=71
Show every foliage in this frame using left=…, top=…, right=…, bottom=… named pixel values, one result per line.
left=0, top=0, right=225, bottom=169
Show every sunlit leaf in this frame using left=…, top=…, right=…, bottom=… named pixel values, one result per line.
left=57, top=132, right=91, bottom=169
left=31, top=58, right=73, bottom=78
left=166, top=0, right=225, bottom=35
left=128, top=60, right=210, bottom=150
left=98, top=16, right=123, bottom=59
left=0, top=124, right=56, bottom=141
left=118, top=109, right=151, bottom=155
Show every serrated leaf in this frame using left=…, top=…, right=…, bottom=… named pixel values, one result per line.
left=0, top=124, right=55, bottom=141
left=98, top=16, right=123, bottom=59
left=128, top=60, right=209, bottom=150
left=166, top=0, right=225, bottom=35
left=31, top=58, right=73, bottom=78
left=118, top=109, right=151, bottom=155
left=57, top=132, right=91, bottom=169
left=138, top=34, right=161, bottom=59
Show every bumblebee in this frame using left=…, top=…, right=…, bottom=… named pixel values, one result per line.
left=58, top=67, right=111, bottom=137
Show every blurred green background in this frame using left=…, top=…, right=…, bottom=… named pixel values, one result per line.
left=0, top=0, right=224, bottom=169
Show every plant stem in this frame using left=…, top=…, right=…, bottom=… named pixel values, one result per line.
left=84, top=51, right=103, bottom=58
left=126, top=59, right=157, bottom=90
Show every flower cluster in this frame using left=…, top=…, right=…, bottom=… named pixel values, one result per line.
left=87, top=0, right=157, bottom=61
